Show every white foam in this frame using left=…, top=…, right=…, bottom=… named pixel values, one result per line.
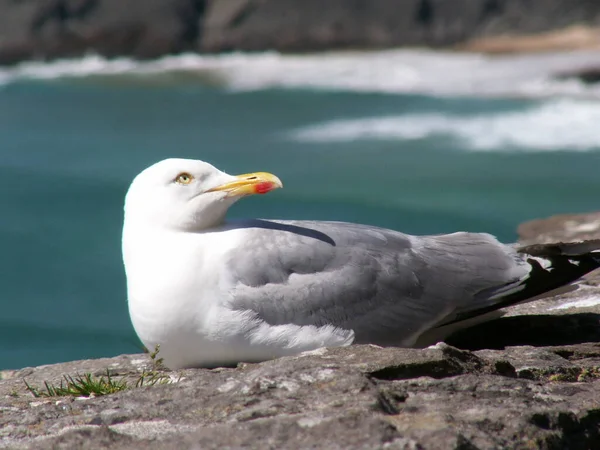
left=1, top=50, right=600, bottom=98
left=286, top=99, right=600, bottom=151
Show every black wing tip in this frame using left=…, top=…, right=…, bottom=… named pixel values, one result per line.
left=436, top=244, right=600, bottom=328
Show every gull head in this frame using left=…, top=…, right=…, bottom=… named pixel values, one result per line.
left=124, top=158, right=283, bottom=231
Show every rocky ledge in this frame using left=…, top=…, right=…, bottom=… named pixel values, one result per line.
left=2, top=0, right=600, bottom=65
left=2, top=211, right=600, bottom=449
left=3, top=343, right=600, bottom=450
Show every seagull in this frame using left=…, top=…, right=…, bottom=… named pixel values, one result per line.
left=122, top=158, right=600, bottom=369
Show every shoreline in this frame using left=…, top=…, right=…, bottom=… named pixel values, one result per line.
left=458, top=25, right=600, bottom=54
left=2, top=27, right=599, bottom=92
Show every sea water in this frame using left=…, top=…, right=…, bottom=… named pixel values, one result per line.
left=1, top=49, right=600, bottom=370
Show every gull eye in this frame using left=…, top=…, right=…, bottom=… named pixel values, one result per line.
left=175, top=173, right=194, bottom=185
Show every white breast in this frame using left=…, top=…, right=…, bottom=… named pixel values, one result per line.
left=122, top=225, right=354, bottom=369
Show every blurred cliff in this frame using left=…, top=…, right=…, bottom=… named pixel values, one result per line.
left=1, top=0, right=599, bottom=65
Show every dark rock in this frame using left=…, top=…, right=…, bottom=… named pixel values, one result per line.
left=199, top=0, right=600, bottom=53
left=447, top=313, right=600, bottom=350
left=2, top=0, right=600, bottom=64
left=557, top=67, right=600, bottom=84
left=0, top=0, right=206, bottom=65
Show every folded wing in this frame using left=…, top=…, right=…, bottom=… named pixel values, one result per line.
left=225, top=220, right=600, bottom=347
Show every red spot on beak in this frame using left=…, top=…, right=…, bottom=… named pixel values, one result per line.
left=254, top=181, right=275, bottom=194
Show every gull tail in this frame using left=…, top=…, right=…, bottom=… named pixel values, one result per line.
left=415, top=240, right=600, bottom=347
left=505, top=239, right=600, bottom=304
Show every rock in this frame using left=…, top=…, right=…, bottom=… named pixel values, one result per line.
left=2, top=343, right=600, bottom=449
left=3, top=0, right=600, bottom=64
left=518, top=211, right=600, bottom=245
left=199, top=0, right=445, bottom=52
left=0, top=0, right=205, bottom=65
left=199, top=0, right=600, bottom=53
left=555, top=66, right=600, bottom=84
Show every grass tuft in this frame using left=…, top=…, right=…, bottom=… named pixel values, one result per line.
left=24, top=369, right=128, bottom=398
left=136, top=344, right=176, bottom=387
left=22, top=344, right=177, bottom=398
left=135, top=370, right=173, bottom=388
left=148, top=344, right=165, bottom=369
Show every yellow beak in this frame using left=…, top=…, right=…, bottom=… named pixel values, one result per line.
left=206, top=172, right=283, bottom=197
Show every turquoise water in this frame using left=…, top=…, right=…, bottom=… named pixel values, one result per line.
left=2, top=54, right=600, bottom=369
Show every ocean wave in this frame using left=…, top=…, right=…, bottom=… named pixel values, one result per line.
left=1, top=50, right=600, bottom=98
left=286, top=99, right=600, bottom=151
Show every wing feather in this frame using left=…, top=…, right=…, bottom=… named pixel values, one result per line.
left=224, top=220, right=527, bottom=346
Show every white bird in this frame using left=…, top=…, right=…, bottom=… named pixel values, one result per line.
left=122, top=158, right=600, bottom=369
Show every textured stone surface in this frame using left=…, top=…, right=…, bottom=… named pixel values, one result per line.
left=2, top=0, right=600, bottom=64
left=2, top=344, right=600, bottom=449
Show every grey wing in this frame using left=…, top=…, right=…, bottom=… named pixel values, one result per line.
left=224, top=219, right=529, bottom=346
